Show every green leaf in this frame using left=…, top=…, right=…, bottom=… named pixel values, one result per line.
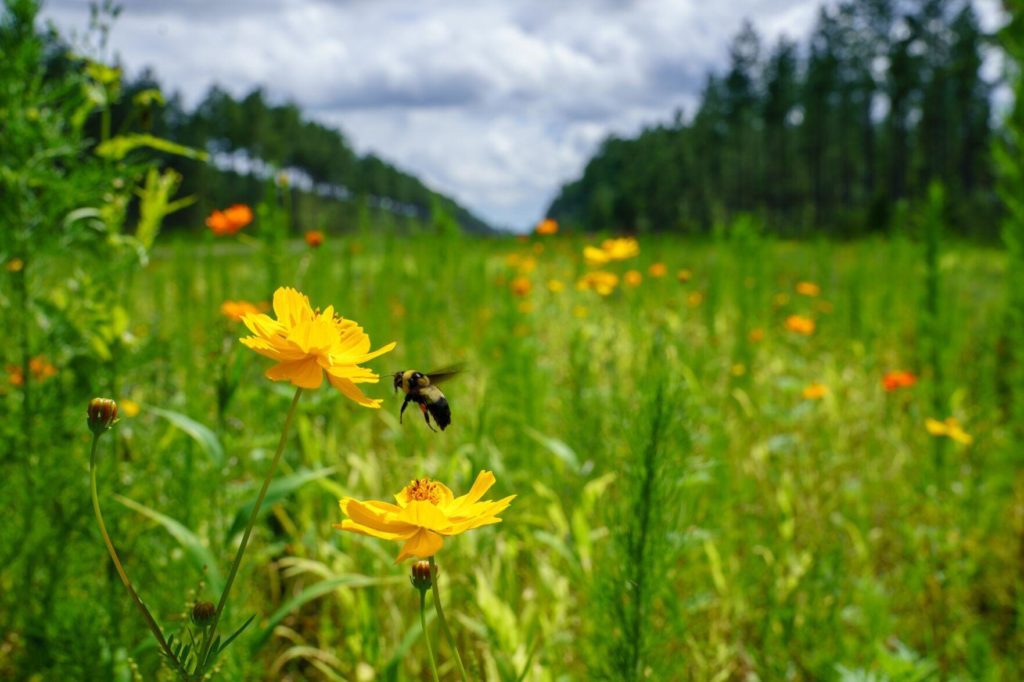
left=226, top=467, right=337, bottom=541
left=148, top=406, right=224, bottom=466
left=524, top=427, right=580, bottom=472
left=94, top=133, right=208, bottom=161
left=250, top=575, right=403, bottom=651
left=114, top=495, right=224, bottom=594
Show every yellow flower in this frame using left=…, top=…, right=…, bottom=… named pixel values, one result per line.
left=676, top=268, right=692, bottom=283
left=601, top=237, right=640, bottom=261
left=802, top=383, right=828, bottom=400
left=925, top=417, right=973, bottom=445
left=5, top=258, right=23, bottom=272
left=335, top=471, right=515, bottom=562
left=687, top=291, right=704, bottom=307
left=240, top=287, right=396, bottom=407
left=572, top=305, right=589, bottom=318
left=121, top=399, right=141, bottom=418
left=624, top=270, right=643, bottom=287
left=577, top=271, right=619, bottom=296
left=648, top=263, right=667, bottom=278
left=795, top=281, right=820, bottom=297
left=583, top=245, right=611, bottom=266
left=547, top=279, right=565, bottom=293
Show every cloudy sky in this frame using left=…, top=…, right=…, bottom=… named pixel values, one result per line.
left=41, top=0, right=1002, bottom=230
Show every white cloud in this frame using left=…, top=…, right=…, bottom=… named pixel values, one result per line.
left=39, top=0, right=1002, bottom=230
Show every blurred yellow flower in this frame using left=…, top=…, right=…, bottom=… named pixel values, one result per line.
left=731, top=363, right=746, bottom=377
left=5, top=258, right=23, bottom=272
left=510, top=276, right=532, bottom=297
left=624, top=270, right=643, bottom=287
left=335, top=471, right=515, bottom=562
left=926, top=417, right=973, bottom=445
left=573, top=305, right=589, bottom=318
left=120, top=399, right=141, bottom=418
left=505, top=253, right=536, bottom=273
left=687, top=292, right=704, bottom=307
left=517, top=301, right=534, bottom=314
left=785, top=315, right=815, bottom=335
left=676, top=268, right=692, bottom=283
left=802, top=383, right=828, bottom=400
left=577, top=271, right=619, bottom=296
left=795, top=281, right=820, bottom=297
left=601, top=237, right=640, bottom=261
left=749, top=328, right=765, bottom=343
left=220, top=300, right=265, bottom=322
left=547, top=279, right=565, bottom=293
left=583, top=245, right=611, bottom=266
left=535, top=218, right=558, bottom=235
left=239, top=287, right=396, bottom=407
left=648, top=262, right=668, bottom=278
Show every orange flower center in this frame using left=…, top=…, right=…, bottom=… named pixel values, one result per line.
left=406, top=477, right=442, bottom=504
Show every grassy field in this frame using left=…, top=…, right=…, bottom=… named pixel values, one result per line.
left=2, top=216, right=1022, bottom=680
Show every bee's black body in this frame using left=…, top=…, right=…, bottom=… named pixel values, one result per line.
left=393, top=368, right=459, bottom=431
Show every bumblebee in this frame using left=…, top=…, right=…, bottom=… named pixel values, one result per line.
left=393, top=366, right=462, bottom=431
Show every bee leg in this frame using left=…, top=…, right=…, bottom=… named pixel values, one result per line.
left=420, top=404, right=436, bottom=432
left=400, top=396, right=411, bottom=424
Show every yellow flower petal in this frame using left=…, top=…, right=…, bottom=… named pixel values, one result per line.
left=398, top=500, right=451, bottom=532
left=340, top=498, right=418, bottom=535
left=335, top=519, right=415, bottom=541
left=326, top=373, right=383, bottom=408
left=266, top=357, right=324, bottom=389
left=449, top=470, right=496, bottom=512
left=395, top=528, right=444, bottom=563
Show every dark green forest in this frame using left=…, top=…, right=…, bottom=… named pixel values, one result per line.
left=548, top=0, right=998, bottom=237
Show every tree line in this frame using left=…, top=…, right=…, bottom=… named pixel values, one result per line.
left=548, top=0, right=996, bottom=238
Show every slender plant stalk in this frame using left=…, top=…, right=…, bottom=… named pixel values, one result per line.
left=89, top=433, right=184, bottom=673
left=420, top=589, right=441, bottom=682
left=428, top=556, right=468, bottom=682
left=196, top=387, right=303, bottom=672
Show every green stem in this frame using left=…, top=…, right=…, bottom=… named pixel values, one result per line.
left=197, top=387, right=303, bottom=673
left=428, top=556, right=468, bottom=682
left=90, top=433, right=184, bottom=674
left=420, top=589, right=440, bottom=682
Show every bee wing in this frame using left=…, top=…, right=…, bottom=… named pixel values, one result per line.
left=425, top=364, right=466, bottom=385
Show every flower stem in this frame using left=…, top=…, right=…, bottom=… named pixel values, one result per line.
left=197, top=386, right=303, bottom=673
left=420, top=589, right=440, bottom=682
left=428, top=556, right=468, bottom=682
left=90, top=433, right=184, bottom=673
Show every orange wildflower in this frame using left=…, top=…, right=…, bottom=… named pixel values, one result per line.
left=785, top=315, right=815, bottom=335
left=220, top=300, right=265, bottom=322
left=648, top=263, right=668, bottom=278
left=535, top=218, right=558, bottom=235
left=5, top=258, right=23, bottom=272
left=802, top=383, right=828, bottom=400
left=304, top=230, right=325, bottom=248
left=510, top=276, right=532, bottom=297
left=795, top=281, right=820, bottom=297
left=882, top=370, right=918, bottom=392
left=749, top=328, right=765, bottom=343
left=624, top=270, right=643, bottom=287
left=206, top=204, right=253, bottom=236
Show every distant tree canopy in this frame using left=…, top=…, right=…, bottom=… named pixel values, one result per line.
left=548, top=0, right=996, bottom=238
left=110, top=80, right=491, bottom=233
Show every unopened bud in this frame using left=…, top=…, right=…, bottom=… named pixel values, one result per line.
left=409, top=560, right=435, bottom=591
left=191, top=601, right=216, bottom=626
left=87, top=398, right=118, bottom=435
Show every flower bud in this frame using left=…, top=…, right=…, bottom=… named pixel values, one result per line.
left=191, top=601, right=216, bottom=626
left=87, top=398, right=118, bottom=435
left=409, top=560, right=435, bottom=591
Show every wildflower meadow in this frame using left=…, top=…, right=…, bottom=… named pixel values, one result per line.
left=4, top=0, right=1024, bottom=680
